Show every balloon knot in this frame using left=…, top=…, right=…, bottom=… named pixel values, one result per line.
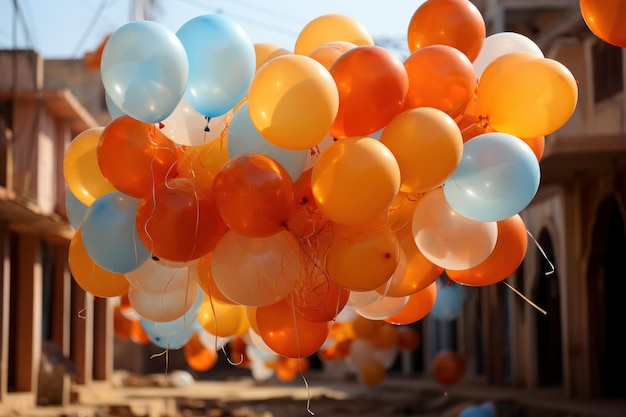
left=158, top=122, right=165, bottom=129
left=446, top=279, right=453, bottom=286
left=151, top=254, right=160, bottom=261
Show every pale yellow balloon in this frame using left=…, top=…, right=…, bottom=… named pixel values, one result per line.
left=294, top=14, right=374, bottom=56
left=308, top=41, right=357, bottom=70
left=63, top=127, right=116, bottom=206
left=311, top=137, right=401, bottom=226
left=247, top=54, right=339, bottom=150
left=198, top=298, right=249, bottom=338
left=254, top=42, right=292, bottom=71
left=479, top=57, right=578, bottom=138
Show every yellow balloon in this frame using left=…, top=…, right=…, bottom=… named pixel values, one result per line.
left=326, top=220, right=400, bottom=292
left=479, top=57, right=578, bottom=138
left=198, top=298, right=248, bottom=338
left=63, top=127, right=116, bottom=206
left=254, top=42, right=291, bottom=71
left=477, top=51, right=541, bottom=118
left=380, top=108, right=463, bottom=194
left=311, top=137, right=401, bottom=225
left=247, top=54, right=339, bottom=150
left=308, top=41, right=357, bottom=70
left=294, top=14, right=374, bottom=56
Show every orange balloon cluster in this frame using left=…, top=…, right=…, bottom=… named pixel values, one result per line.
left=69, top=0, right=579, bottom=387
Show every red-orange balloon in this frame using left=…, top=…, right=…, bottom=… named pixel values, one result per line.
left=98, top=115, right=178, bottom=198
left=212, top=154, right=296, bottom=238
left=113, top=305, right=131, bottom=340
left=396, top=327, right=421, bottom=351
left=580, top=0, right=626, bottom=48
left=432, top=349, right=466, bottom=386
left=447, top=214, right=528, bottom=286
left=403, top=45, right=477, bottom=119
left=256, top=298, right=330, bottom=358
left=128, top=319, right=151, bottom=345
left=136, top=178, right=227, bottom=262
left=184, top=333, right=218, bottom=372
left=291, top=266, right=350, bottom=323
left=407, top=0, right=486, bottom=62
left=329, top=45, right=408, bottom=138
left=384, top=280, right=437, bottom=325
left=68, top=228, right=130, bottom=298
left=521, top=136, right=545, bottom=161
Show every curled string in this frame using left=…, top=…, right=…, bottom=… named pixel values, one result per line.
left=526, top=230, right=555, bottom=276
left=150, top=348, right=170, bottom=381
left=288, top=292, right=315, bottom=416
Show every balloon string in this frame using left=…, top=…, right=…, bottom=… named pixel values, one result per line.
left=502, top=281, right=547, bottom=316
left=150, top=348, right=170, bottom=382
left=205, top=291, right=243, bottom=366
left=526, top=230, right=555, bottom=276
left=289, top=292, right=315, bottom=416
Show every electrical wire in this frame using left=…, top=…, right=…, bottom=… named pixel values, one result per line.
left=71, top=0, right=110, bottom=58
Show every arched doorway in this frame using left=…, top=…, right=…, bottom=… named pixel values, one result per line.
left=534, top=229, right=563, bottom=387
left=588, top=196, right=626, bottom=398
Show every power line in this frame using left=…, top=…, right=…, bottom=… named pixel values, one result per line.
left=71, top=0, right=110, bottom=58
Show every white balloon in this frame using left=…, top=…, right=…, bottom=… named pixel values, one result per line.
left=473, top=32, right=544, bottom=79
left=160, top=97, right=232, bottom=146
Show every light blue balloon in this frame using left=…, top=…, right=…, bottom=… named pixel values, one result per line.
left=430, top=281, right=465, bottom=321
left=176, top=14, right=256, bottom=117
left=65, top=188, right=88, bottom=230
left=101, top=20, right=189, bottom=123
left=443, top=132, right=540, bottom=222
left=139, top=288, right=203, bottom=349
left=81, top=192, right=151, bottom=273
left=227, top=102, right=308, bottom=181
left=458, top=405, right=496, bottom=417
left=104, top=91, right=125, bottom=120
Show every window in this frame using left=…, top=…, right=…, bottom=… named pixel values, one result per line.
left=592, top=41, right=624, bottom=103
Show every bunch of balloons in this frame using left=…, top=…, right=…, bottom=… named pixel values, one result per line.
left=63, top=0, right=579, bottom=386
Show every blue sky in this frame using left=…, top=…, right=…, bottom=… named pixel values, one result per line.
left=0, top=0, right=424, bottom=59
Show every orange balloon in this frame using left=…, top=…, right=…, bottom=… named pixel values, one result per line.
left=294, top=14, right=374, bottom=56
left=521, top=136, right=545, bottom=161
left=359, top=358, right=386, bottom=387
left=384, top=281, right=437, bottom=325
left=351, top=316, right=382, bottom=341
left=379, top=222, right=442, bottom=297
left=403, top=45, right=477, bottom=119
left=371, top=323, right=399, bottom=349
left=212, top=153, right=296, bottom=238
left=447, top=214, right=528, bottom=286
left=256, top=298, right=330, bottom=358
left=184, top=333, right=218, bottom=372
left=396, top=327, right=421, bottom=351
left=176, top=135, right=231, bottom=189
left=407, top=0, right=486, bottom=62
left=287, top=168, right=331, bottom=240
left=308, top=41, right=356, bottom=70
left=432, top=349, right=466, bottom=386
left=128, top=319, right=151, bottom=345
left=329, top=45, right=409, bottom=138
left=311, top=137, right=401, bottom=226
left=68, top=228, right=130, bottom=298
left=136, top=178, right=227, bottom=262
left=291, top=264, right=350, bottom=322
left=113, top=305, right=131, bottom=340
left=580, top=0, right=626, bottom=48
left=196, top=252, right=235, bottom=304
left=254, top=42, right=291, bottom=70
left=98, top=115, right=178, bottom=198
left=326, top=220, right=400, bottom=291
left=381, top=107, right=464, bottom=194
